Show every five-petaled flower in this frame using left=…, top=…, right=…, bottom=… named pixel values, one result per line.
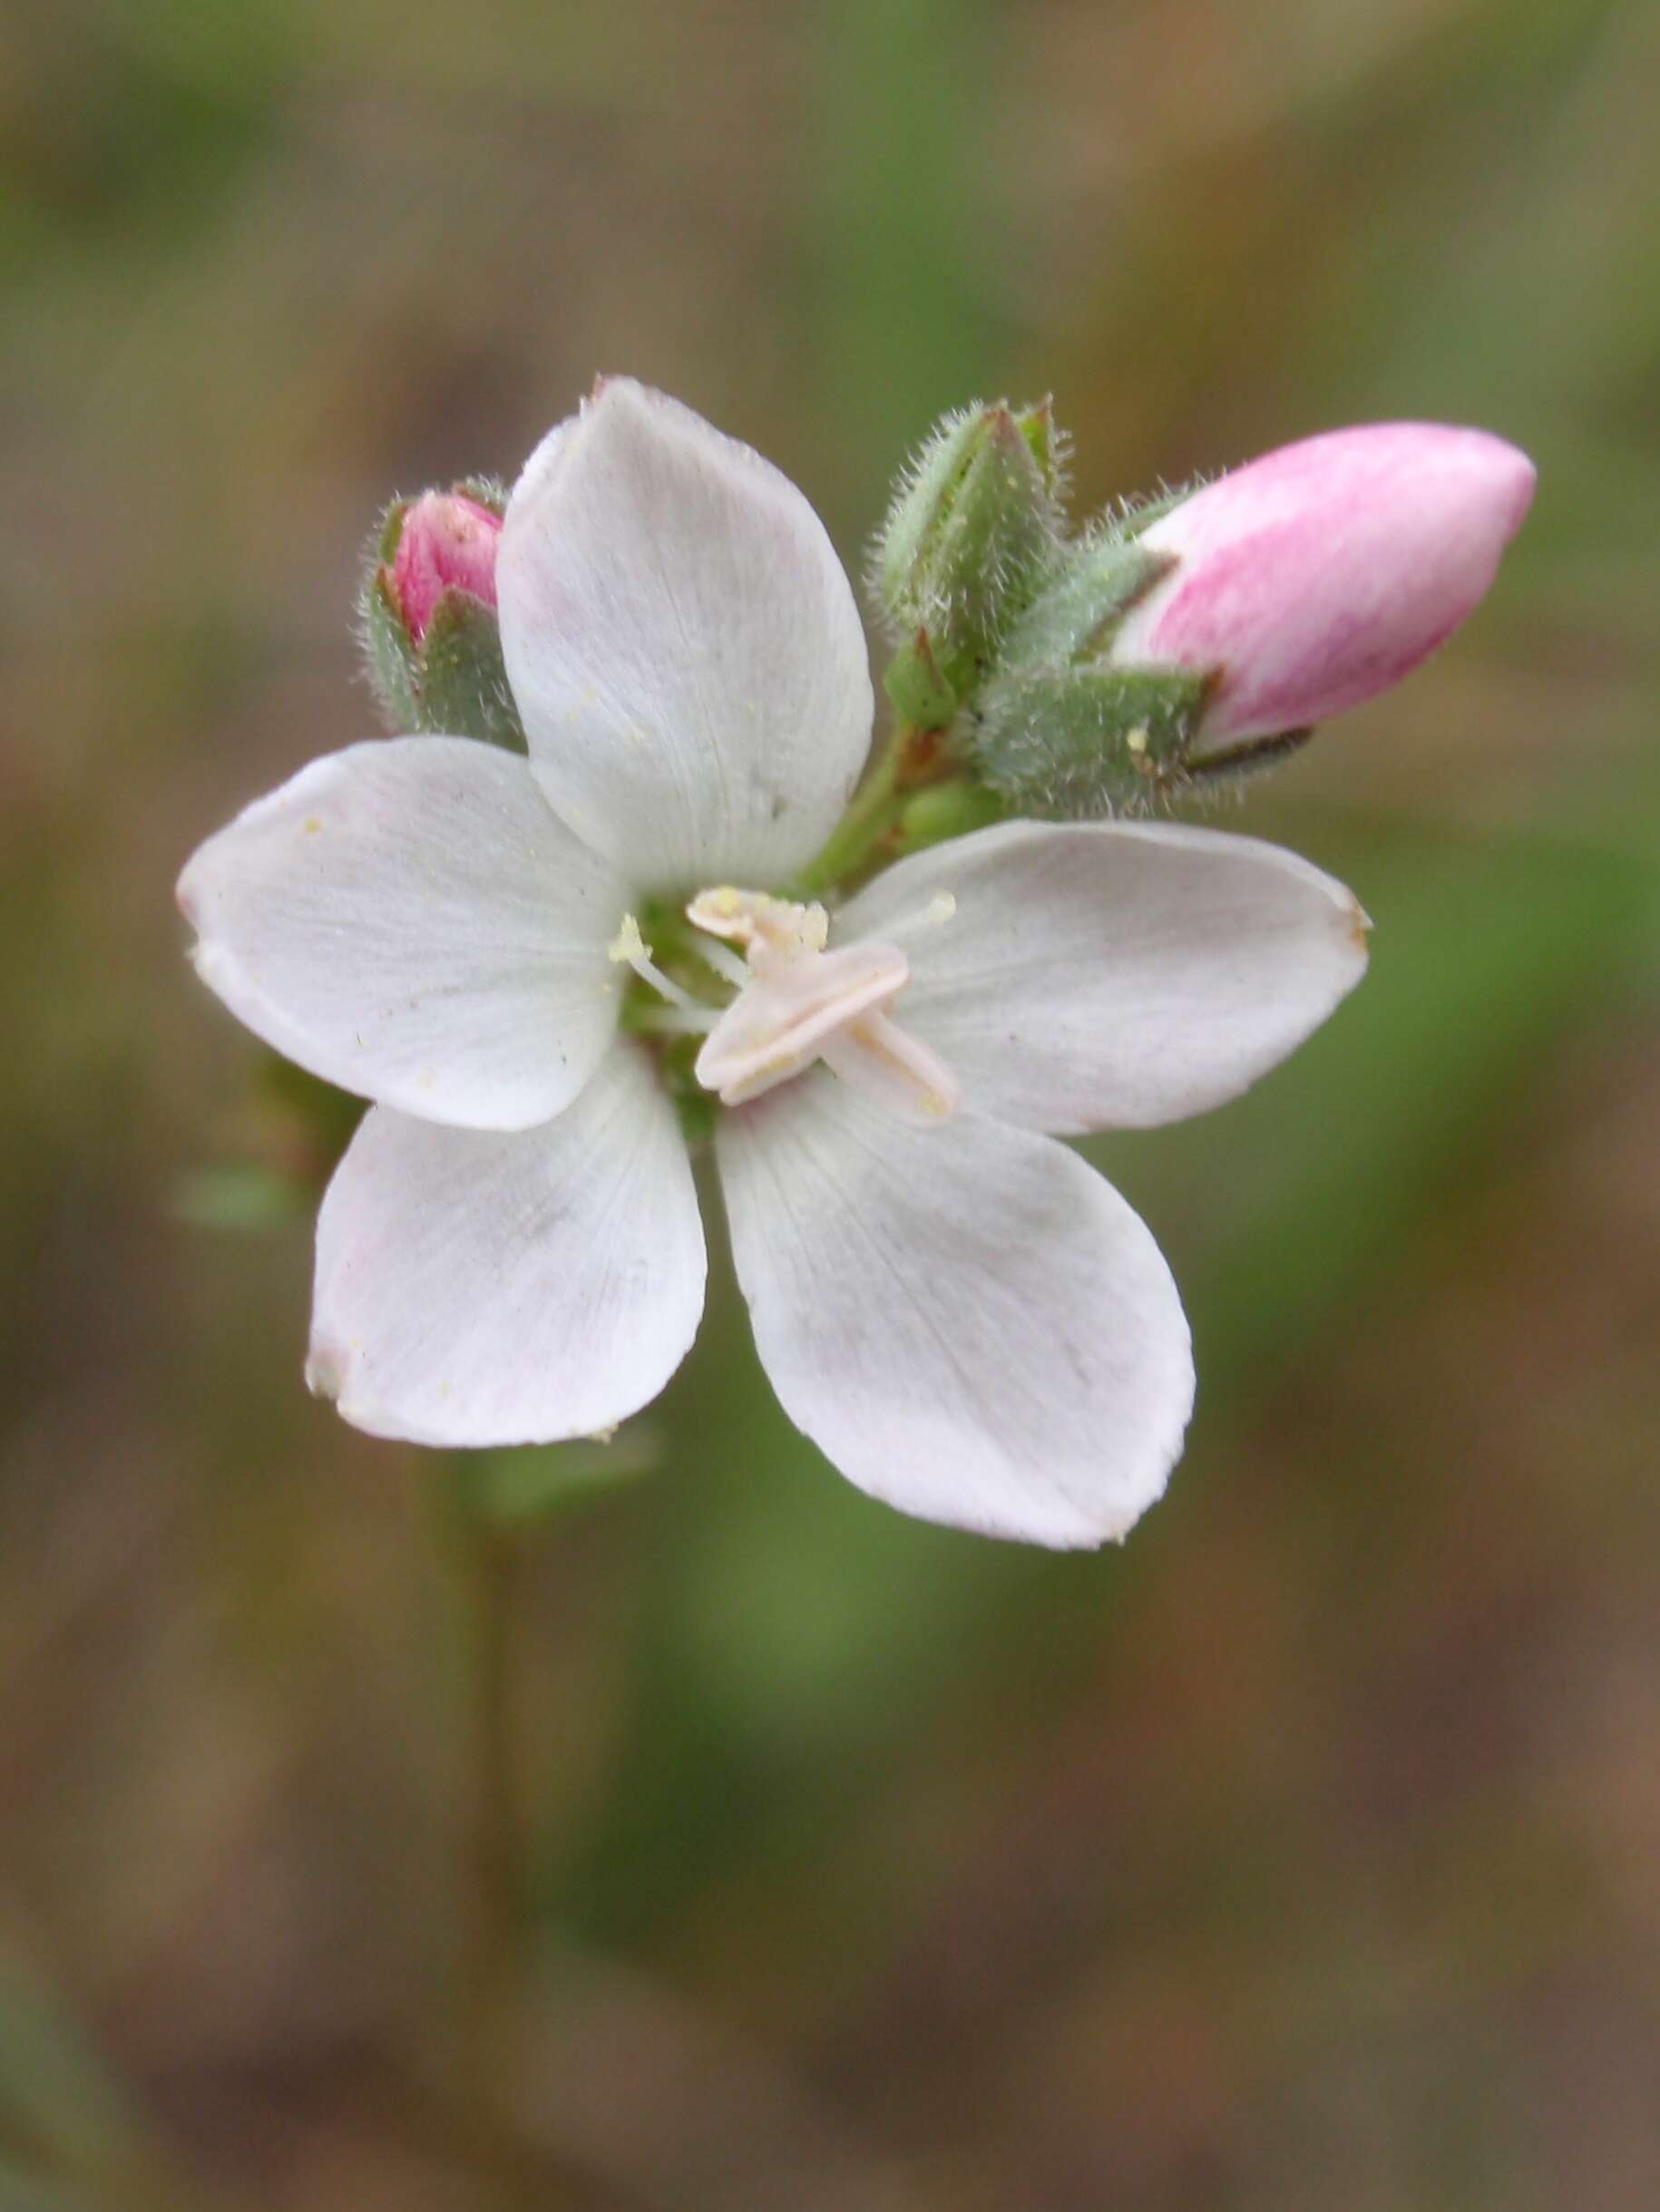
left=178, top=380, right=1371, bottom=1547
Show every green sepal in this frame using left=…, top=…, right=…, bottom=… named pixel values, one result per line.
left=1185, top=725, right=1315, bottom=788
left=415, top=587, right=525, bottom=751
left=1107, top=477, right=1206, bottom=540
left=372, top=493, right=410, bottom=564
left=361, top=564, right=422, bottom=732
left=1000, top=530, right=1173, bottom=669
left=972, top=665, right=1213, bottom=819
left=874, top=405, right=987, bottom=622
left=871, top=399, right=1067, bottom=701
left=883, top=628, right=958, bottom=728
left=1018, top=395, right=1062, bottom=485
left=454, top=474, right=508, bottom=520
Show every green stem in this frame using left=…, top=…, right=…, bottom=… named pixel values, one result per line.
left=797, top=721, right=972, bottom=894
left=796, top=730, right=910, bottom=894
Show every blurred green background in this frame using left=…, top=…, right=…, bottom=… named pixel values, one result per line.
left=3, top=1, right=1657, bottom=2206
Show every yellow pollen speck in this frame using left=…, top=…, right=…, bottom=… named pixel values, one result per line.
left=927, top=892, right=956, bottom=924
left=303, top=815, right=323, bottom=833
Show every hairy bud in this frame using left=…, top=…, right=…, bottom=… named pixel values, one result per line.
left=970, top=422, right=1534, bottom=816
left=361, top=482, right=522, bottom=749
left=871, top=400, right=1067, bottom=711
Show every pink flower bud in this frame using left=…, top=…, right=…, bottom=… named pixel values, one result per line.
left=389, top=491, right=503, bottom=644
left=1108, top=424, right=1536, bottom=747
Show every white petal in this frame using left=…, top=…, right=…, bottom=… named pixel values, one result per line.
left=839, top=819, right=1369, bottom=1135
left=178, top=738, right=624, bottom=1130
left=498, top=378, right=874, bottom=889
left=308, top=1042, right=705, bottom=1447
left=717, top=1081, right=1194, bottom=1548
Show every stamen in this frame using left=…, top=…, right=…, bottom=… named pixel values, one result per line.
left=680, top=882, right=962, bottom=1127
left=871, top=889, right=958, bottom=945
left=688, top=934, right=752, bottom=990
left=607, top=912, right=707, bottom=1014
left=687, top=886, right=828, bottom=962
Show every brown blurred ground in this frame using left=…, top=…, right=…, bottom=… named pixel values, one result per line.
left=2, top=2, right=1657, bottom=2207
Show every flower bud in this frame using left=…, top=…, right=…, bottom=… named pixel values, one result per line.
left=871, top=399, right=1066, bottom=708
left=391, top=490, right=502, bottom=642
left=1106, top=423, right=1536, bottom=749
left=360, top=480, right=523, bottom=750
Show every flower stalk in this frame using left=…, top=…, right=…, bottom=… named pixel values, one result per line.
left=796, top=720, right=961, bottom=894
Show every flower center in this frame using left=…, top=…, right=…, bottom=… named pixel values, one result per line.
left=609, top=886, right=960, bottom=1125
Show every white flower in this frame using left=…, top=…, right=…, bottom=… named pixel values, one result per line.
left=178, top=380, right=1370, bottom=1548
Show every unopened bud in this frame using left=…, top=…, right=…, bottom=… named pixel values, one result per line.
left=969, top=422, right=1534, bottom=816
left=871, top=399, right=1066, bottom=709
left=391, top=490, right=502, bottom=642
left=361, top=481, right=523, bottom=749
left=1107, top=422, right=1536, bottom=749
